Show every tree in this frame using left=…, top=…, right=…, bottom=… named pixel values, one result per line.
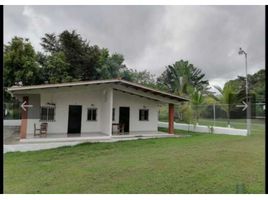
left=224, top=69, right=265, bottom=102
left=96, top=49, right=125, bottom=80
left=191, top=88, right=205, bottom=124
left=120, top=68, right=156, bottom=87
left=40, top=30, right=126, bottom=81
left=4, top=37, right=41, bottom=87
left=248, top=69, right=265, bottom=101
left=213, top=84, right=240, bottom=127
left=157, top=60, right=210, bottom=97
left=40, top=52, right=74, bottom=84
left=40, top=33, right=60, bottom=53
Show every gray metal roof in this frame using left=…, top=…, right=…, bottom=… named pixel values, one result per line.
left=7, top=79, right=189, bottom=102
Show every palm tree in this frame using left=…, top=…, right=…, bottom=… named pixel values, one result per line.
left=157, top=60, right=210, bottom=97
left=191, top=88, right=205, bottom=124
left=213, top=84, right=239, bottom=127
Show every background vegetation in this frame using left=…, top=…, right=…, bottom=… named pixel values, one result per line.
left=4, top=30, right=265, bottom=123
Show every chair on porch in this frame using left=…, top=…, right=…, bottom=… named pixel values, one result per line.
left=112, top=123, right=125, bottom=135
left=34, top=123, right=48, bottom=136
left=119, top=123, right=125, bottom=135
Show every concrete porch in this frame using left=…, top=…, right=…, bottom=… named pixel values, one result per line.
left=19, top=131, right=174, bottom=144
left=4, top=131, right=188, bottom=153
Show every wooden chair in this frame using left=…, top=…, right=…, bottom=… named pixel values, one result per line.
left=119, top=123, right=125, bottom=134
left=34, top=123, right=40, bottom=136
left=112, top=123, right=120, bottom=135
left=34, top=123, right=48, bottom=136
left=40, top=123, right=48, bottom=136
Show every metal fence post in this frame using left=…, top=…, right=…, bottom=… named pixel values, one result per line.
left=213, top=103, right=216, bottom=127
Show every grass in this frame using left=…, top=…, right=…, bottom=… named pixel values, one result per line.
left=4, top=122, right=265, bottom=194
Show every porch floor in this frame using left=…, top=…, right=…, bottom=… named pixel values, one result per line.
left=19, top=131, right=175, bottom=144
left=4, top=131, right=190, bottom=153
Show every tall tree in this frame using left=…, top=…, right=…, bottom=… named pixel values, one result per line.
left=157, top=60, right=210, bottom=97
left=40, top=52, right=74, bottom=84
left=213, top=84, right=240, bottom=127
left=96, top=49, right=125, bottom=80
left=40, top=33, right=60, bottom=53
left=224, top=69, right=265, bottom=100
left=40, top=30, right=126, bottom=81
left=191, top=88, right=205, bottom=124
left=4, top=37, right=41, bottom=87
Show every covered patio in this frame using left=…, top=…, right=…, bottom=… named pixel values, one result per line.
left=7, top=79, right=188, bottom=142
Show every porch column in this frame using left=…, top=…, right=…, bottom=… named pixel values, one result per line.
left=20, top=96, right=28, bottom=139
left=100, top=87, right=113, bottom=136
left=168, top=103, right=174, bottom=134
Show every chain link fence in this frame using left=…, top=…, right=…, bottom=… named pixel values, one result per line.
left=159, top=102, right=265, bottom=130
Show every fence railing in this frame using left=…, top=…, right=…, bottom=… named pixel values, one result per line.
left=159, top=102, right=265, bottom=130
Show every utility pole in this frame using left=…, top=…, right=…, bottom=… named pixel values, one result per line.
left=238, top=48, right=251, bottom=136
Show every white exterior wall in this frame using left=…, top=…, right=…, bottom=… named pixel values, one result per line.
left=113, top=90, right=159, bottom=132
left=27, top=85, right=108, bottom=135
left=24, top=85, right=161, bottom=137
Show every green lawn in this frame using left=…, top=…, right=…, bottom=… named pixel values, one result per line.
left=4, top=122, right=265, bottom=194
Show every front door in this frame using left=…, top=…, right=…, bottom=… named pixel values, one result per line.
left=68, top=105, right=82, bottom=134
left=119, top=107, right=130, bottom=132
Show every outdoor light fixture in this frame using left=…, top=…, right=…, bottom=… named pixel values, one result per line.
left=46, top=102, right=56, bottom=107
left=91, top=104, right=95, bottom=107
left=238, top=47, right=246, bottom=55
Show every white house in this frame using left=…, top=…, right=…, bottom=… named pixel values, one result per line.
left=7, top=79, right=188, bottom=139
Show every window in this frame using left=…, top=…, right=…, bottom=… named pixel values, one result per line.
left=112, top=108, right=115, bottom=121
left=139, top=109, right=149, bottom=121
left=40, top=106, right=55, bottom=121
left=87, top=108, right=97, bottom=121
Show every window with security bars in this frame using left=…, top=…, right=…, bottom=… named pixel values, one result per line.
left=40, top=106, right=55, bottom=121
left=87, top=108, right=97, bottom=121
left=139, top=109, right=149, bottom=121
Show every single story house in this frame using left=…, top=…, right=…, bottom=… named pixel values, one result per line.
left=7, top=79, right=188, bottom=139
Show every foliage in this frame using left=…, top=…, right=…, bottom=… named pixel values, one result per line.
left=96, top=49, right=125, bottom=80
left=248, top=69, right=265, bottom=101
left=40, top=52, right=74, bottom=84
left=4, top=37, right=41, bottom=87
left=40, top=30, right=126, bottom=82
left=213, top=84, right=241, bottom=126
left=157, top=60, right=210, bottom=97
left=224, top=69, right=265, bottom=102
left=191, top=88, right=205, bottom=124
left=120, top=68, right=156, bottom=87
left=41, top=30, right=101, bottom=81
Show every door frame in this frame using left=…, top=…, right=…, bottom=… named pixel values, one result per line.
left=119, top=106, right=130, bottom=133
left=67, top=105, right=82, bottom=134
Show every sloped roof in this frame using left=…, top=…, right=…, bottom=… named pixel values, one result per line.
left=7, top=79, right=189, bottom=102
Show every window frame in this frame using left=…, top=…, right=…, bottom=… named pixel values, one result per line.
left=87, top=108, right=98, bottom=121
left=139, top=109, right=149, bottom=121
left=40, top=106, right=55, bottom=122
